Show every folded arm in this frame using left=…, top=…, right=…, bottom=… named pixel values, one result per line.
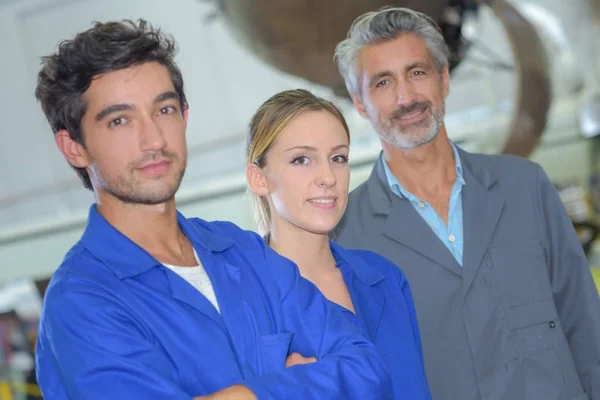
left=241, top=246, right=392, bottom=400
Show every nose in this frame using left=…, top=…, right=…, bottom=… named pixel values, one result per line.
left=395, top=80, right=417, bottom=106
left=139, top=115, right=167, bottom=153
left=315, top=162, right=336, bottom=188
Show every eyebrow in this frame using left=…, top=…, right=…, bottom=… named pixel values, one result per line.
left=406, top=61, right=431, bottom=72
left=284, top=144, right=349, bottom=152
left=331, top=144, right=349, bottom=151
left=369, top=70, right=393, bottom=88
left=368, top=62, right=433, bottom=87
left=95, top=104, right=133, bottom=122
left=94, top=90, right=180, bottom=122
left=154, top=91, right=180, bottom=104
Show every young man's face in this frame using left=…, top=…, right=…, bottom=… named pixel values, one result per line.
left=69, top=62, right=188, bottom=205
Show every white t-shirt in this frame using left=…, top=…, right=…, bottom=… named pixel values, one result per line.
left=163, top=249, right=220, bottom=313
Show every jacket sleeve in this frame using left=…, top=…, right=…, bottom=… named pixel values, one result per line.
left=36, top=276, right=193, bottom=400
left=537, top=165, right=600, bottom=399
left=241, top=241, right=393, bottom=400
left=393, top=263, right=426, bottom=362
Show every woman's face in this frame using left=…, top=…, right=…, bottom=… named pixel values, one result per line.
left=257, top=110, right=350, bottom=236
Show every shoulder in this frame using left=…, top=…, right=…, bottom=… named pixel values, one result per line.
left=47, top=241, right=114, bottom=293
left=188, top=218, right=266, bottom=249
left=338, top=178, right=375, bottom=235
left=462, top=150, right=543, bottom=182
left=347, top=179, right=371, bottom=205
left=41, top=242, right=126, bottom=327
left=188, top=218, right=300, bottom=292
left=343, top=246, right=408, bottom=285
left=188, top=218, right=255, bottom=237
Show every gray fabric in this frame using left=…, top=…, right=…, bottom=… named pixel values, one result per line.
left=335, top=148, right=600, bottom=400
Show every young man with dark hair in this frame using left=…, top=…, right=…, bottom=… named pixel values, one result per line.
left=35, top=19, right=392, bottom=400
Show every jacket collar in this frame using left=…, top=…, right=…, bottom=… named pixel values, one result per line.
left=368, top=146, right=498, bottom=216
left=330, top=240, right=385, bottom=287
left=80, top=204, right=235, bottom=279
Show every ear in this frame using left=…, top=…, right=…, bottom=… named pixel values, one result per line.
left=183, top=107, right=189, bottom=124
left=441, top=66, right=450, bottom=98
left=246, top=163, right=270, bottom=197
left=55, top=130, right=90, bottom=168
left=351, top=93, right=368, bottom=119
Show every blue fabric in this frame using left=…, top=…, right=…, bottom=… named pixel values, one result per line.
left=329, top=241, right=432, bottom=399
left=382, top=141, right=465, bottom=265
left=36, top=205, right=392, bottom=399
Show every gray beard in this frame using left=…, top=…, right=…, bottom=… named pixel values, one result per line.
left=379, top=103, right=445, bottom=150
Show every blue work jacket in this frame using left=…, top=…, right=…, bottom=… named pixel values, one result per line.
left=36, top=205, right=392, bottom=399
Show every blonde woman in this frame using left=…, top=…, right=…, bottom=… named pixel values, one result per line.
left=246, top=89, right=431, bottom=399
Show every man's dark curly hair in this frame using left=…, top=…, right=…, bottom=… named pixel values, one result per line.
left=35, top=19, right=188, bottom=190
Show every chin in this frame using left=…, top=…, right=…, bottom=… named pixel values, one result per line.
left=302, top=220, right=338, bottom=236
left=305, top=228, right=333, bottom=236
left=113, top=185, right=178, bottom=205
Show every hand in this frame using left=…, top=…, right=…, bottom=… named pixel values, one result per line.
left=194, top=384, right=257, bottom=400
left=285, top=352, right=317, bottom=367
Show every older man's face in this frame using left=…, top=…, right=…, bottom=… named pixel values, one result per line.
left=353, top=33, right=449, bottom=150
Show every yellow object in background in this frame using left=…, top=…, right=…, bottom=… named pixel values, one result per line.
left=0, top=381, right=43, bottom=399
left=0, top=381, right=12, bottom=400
left=593, top=268, right=600, bottom=294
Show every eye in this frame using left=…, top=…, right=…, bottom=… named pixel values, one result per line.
left=331, top=154, right=349, bottom=164
left=158, top=105, right=177, bottom=115
left=412, top=70, right=426, bottom=77
left=375, top=79, right=388, bottom=88
left=108, top=116, right=128, bottom=128
left=291, top=155, right=310, bottom=165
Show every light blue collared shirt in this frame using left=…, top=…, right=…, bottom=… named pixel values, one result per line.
left=382, top=141, right=465, bottom=266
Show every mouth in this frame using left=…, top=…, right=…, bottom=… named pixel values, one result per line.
left=395, top=108, right=429, bottom=125
left=307, top=197, right=337, bottom=209
left=399, top=109, right=425, bottom=120
left=391, top=101, right=433, bottom=125
left=137, top=160, right=171, bottom=176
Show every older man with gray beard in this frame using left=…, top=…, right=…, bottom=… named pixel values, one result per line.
left=334, top=6, right=600, bottom=400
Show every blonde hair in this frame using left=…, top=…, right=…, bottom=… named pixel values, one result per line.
left=246, top=89, right=350, bottom=234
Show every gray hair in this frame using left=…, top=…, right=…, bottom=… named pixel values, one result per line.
left=334, top=7, right=450, bottom=96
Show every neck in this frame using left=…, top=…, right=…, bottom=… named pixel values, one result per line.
left=96, top=193, right=193, bottom=265
left=268, top=220, right=336, bottom=281
left=382, top=127, right=456, bottom=193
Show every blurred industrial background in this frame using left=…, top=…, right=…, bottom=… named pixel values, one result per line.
left=0, top=0, right=600, bottom=398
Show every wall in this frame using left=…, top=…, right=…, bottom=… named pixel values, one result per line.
left=0, top=0, right=597, bottom=281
